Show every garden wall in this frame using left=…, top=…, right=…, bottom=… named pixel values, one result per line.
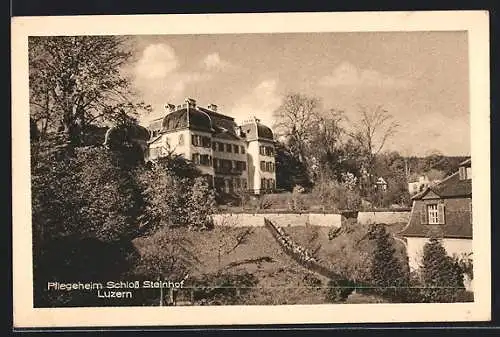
left=212, top=210, right=410, bottom=227
left=357, top=210, right=411, bottom=225
left=212, top=213, right=342, bottom=228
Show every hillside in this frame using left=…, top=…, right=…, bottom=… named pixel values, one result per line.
left=132, top=226, right=387, bottom=305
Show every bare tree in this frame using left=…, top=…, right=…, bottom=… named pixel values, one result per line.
left=273, top=93, right=321, bottom=164
left=347, top=105, right=399, bottom=184
left=308, top=108, right=346, bottom=181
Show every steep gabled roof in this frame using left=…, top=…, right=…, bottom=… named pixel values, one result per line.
left=412, top=171, right=472, bottom=200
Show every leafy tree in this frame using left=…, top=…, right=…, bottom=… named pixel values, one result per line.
left=29, top=36, right=151, bottom=145
left=31, top=145, right=145, bottom=306
left=137, top=157, right=215, bottom=233
left=274, top=141, right=311, bottom=191
left=419, top=237, right=465, bottom=302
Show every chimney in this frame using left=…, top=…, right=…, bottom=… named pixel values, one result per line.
left=165, top=103, right=176, bottom=113
left=208, top=104, right=218, bottom=112
left=234, top=126, right=243, bottom=137
left=185, top=97, right=196, bottom=108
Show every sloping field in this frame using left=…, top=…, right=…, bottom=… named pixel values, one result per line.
left=133, top=226, right=335, bottom=305
left=284, top=223, right=409, bottom=276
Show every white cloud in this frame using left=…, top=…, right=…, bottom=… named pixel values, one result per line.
left=202, top=52, right=237, bottom=71
left=319, top=61, right=411, bottom=88
left=135, top=43, right=179, bottom=79
left=134, top=43, right=213, bottom=108
left=231, top=79, right=281, bottom=127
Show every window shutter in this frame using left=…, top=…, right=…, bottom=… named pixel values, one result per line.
left=420, top=204, right=427, bottom=224
left=438, top=203, right=446, bottom=224
left=459, top=167, right=465, bottom=180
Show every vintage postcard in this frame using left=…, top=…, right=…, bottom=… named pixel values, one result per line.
left=12, top=11, right=490, bottom=328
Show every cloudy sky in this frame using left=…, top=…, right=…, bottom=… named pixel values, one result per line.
left=125, top=32, right=469, bottom=157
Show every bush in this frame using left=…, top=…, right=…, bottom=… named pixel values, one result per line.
left=367, top=224, right=409, bottom=300
left=325, top=278, right=355, bottom=302
left=190, top=271, right=259, bottom=305
left=419, top=238, right=465, bottom=302
left=311, top=179, right=361, bottom=211
left=133, top=228, right=198, bottom=281
left=137, top=160, right=215, bottom=232
left=32, top=145, right=144, bottom=244
left=31, top=144, right=145, bottom=306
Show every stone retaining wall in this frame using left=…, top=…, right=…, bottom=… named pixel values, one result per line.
left=212, top=210, right=410, bottom=227
left=212, top=213, right=342, bottom=227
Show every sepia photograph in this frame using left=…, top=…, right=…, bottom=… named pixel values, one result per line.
left=12, top=11, right=490, bottom=327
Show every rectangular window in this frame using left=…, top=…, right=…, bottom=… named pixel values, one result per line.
left=241, top=146, right=246, bottom=154
left=235, top=178, right=241, bottom=190
left=466, top=167, right=472, bottom=180
left=226, top=143, right=232, bottom=153
left=240, top=161, right=246, bottom=171
left=200, top=155, right=211, bottom=166
left=214, top=158, right=220, bottom=169
left=242, top=178, right=247, bottom=190
left=427, top=204, right=439, bottom=224
left=259, top=146, right=265, bottom=155
left=192, top=135, right=204, bottom=147
left=233, top=144, right=239, bottom=153
left=261, top=178, right=266, bottom=190
left=192, top=153, right=200, bottom=165
left=212, top=142, right=217, bottom=151
left=260, top=161, right=266, bottom=171
left=222, top=159, right=232, bottom=169
left=201, top=136, right=211, bottom=148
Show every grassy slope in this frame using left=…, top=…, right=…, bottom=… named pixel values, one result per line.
left=133, top=226, right=334, bottom=305
left=285, top=222, right=409, bottom=279
left=133, top=223, right=405, bottom=305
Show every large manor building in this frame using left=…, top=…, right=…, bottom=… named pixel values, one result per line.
left=145, top=98, right=276, bottom=195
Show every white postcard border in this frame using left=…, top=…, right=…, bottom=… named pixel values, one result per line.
left=11, top=11, right=491, bottom=327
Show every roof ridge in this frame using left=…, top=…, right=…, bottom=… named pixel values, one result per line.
left=411, top=171, right=459, bottom=200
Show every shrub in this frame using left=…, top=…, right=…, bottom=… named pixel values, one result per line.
left=311, top=179, right=361, bottom=211
left=367, top=224, right=409, bottom=300
left=133, top=228, right=198, bottom=281
left=303, top=273, right=322, bottom=289
left=325, top=278, right=355, bottom=302
left=137, top=160, right=215, bottom=232
left=419, top=238, right=465, bottom=302
left=190, top=271, right=259, bottom=305
left=31, top=145, right=145, bottom=306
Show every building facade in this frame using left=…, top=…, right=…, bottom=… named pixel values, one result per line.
left=398, top=158, right=473, bottom=290
left=145, top=98, right=276, bottom=195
